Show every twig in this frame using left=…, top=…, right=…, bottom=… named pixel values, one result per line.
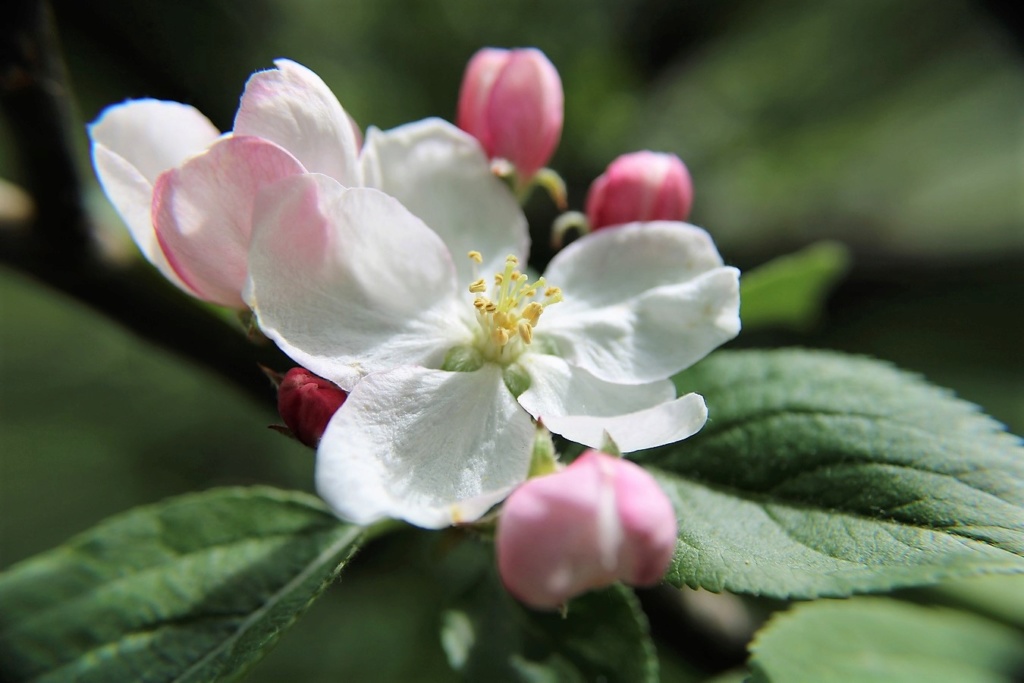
left=0, top=0, right=285, bottom=407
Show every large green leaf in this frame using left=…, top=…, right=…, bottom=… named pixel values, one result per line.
left=636, top=349, right=1024, bottom=598
left=438, top=538, right=657, bottom=683
left=0, top=487, right=363, bottom=683
left=749, top=597, right=1024, bottom=683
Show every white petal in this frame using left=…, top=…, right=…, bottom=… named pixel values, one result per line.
left=245, top=174, right=470, bottom=389
left=360, top=118, right=529, bottom=281
left=153, top=136, right=305, bottom=308
left=539, top=222, right=741, bottom=383
left=89, top=99, right=220, bottom=183
left=89, top=100, right=219, bottom=287
left=316, top=365, right=535, bottom=528
left=516, top=353, right=675, bottom=420
left=540, top=393, right=708, bottom=453
left=234, top=59, right=360, bottom=186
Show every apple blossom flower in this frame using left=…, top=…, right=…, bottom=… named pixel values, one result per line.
left=586, top=151, right=694, bottom=230
left=90, top=59, right=512, bottom=308
left=497, top=450, right=678, bottom=609
left=277, top=367, right=348, bottom=448
left=457, top=48, right=563, bottom=183
left=244, top=169, right=740, bottom=529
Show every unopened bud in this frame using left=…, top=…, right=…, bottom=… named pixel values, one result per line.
left=457, top=47, right=563, bottom=182
left=585, top=151, right=694, bottom=230
left=276, top=367, right=348, bottom=448
left=496, top=450, right=677, bottom=610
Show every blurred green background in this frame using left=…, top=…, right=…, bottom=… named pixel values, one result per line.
left=1, top=0, right=1022, bottom=680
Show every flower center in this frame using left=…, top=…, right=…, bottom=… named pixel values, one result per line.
left=466, top=250, right=562, bottom=364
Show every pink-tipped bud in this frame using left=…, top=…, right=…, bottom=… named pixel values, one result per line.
left=496, top=450, right=677, bottom=610
left=585, top=151, right=694, bottom=230
left=277, top=368, right=348, bottom=448
left=457, top=47, right=563, bottom=181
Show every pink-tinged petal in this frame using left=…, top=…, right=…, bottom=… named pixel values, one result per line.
left=153, top=136, right=305, bottom=308
left=541, top=222, right=741, bottom=384
left=456, top=48, right=511, bottom=144
left=88, top=100, right=219, bottom=287
left=483, top=49, right=563, bottom=179
left=316, top=365, right=535, bottom=528
left=234, top=59, right=360, bottom=185
left=360, top=118, right=529, bottom=283
left=245, top=175, right=470, bottom=389
left=496, top=451, right=677, bottom=609
left=538, top=393, right=708, bottom=453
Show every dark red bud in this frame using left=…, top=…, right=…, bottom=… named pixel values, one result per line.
left=276, top=367, right=347, bottom=448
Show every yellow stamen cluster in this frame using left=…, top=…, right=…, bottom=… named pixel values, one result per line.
left=467, top=251, right=562, bottom=361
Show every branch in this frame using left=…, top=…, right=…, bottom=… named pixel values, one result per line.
left=0, top=0, right=285, bottom=407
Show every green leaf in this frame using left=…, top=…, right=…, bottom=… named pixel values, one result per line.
left=438, top=538, right=657, bottom=683
left=0, top=487, right=363, bottom=683
left=749, top=597, right=1024, bottom=683
left=738, top=242, right=850, bottom=331
left=638, top=349, right=1024, bottom=598
left=908, top=574, right=1024, bottom=632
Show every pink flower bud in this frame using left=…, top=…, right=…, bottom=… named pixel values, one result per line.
left=277, top=367, right=348, bottom=448
left=457, top=47, right=563, bottom=181
left=496, top=450, right=677, bottom=610
left=585, top=151, right=694, bottom=230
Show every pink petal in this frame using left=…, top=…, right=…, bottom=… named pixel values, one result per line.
left=153, top=136, right=305, bottom=308
left=234, top=59, right=361, bottom=186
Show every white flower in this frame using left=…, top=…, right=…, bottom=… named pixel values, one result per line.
left=246, top=165, right=740, bottom=528
left=89, top=59, right=522, bottom=307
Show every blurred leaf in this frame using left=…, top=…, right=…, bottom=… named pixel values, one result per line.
left=638, top=0, right=1024, bottom=257
left=0, top=487, right=362, bottom=683
left=739, top=241, right=850, bottom=331
left=636, top=349, right=1024, bottom=598
left=703, top=670, right=750, bottom=683
left=439, top=540, right=657, bottom=683
left=916, top=573, right=1024, bottom=632
left=749, top=597, right=1024, bottom=683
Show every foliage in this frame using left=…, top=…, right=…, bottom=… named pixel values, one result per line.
left=0, top=488, right=362, bottom=683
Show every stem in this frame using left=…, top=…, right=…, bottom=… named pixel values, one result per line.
left=0, top=0, right=286, bottom=407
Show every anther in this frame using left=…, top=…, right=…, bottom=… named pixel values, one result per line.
left=469, top=278, right=487, bottom=293
left=522, top=302, right=543, bottom=325
left=517, top=320, right=534, bottom=344
left=493, top=328, right=510, bottom=346
left=468, top=251, right=483, bottom=264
